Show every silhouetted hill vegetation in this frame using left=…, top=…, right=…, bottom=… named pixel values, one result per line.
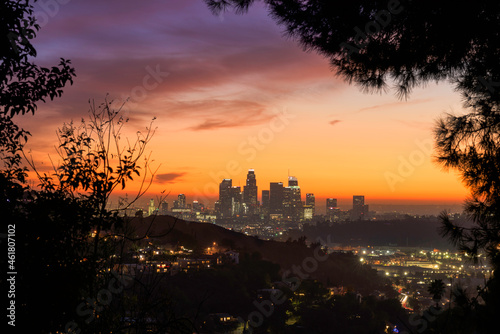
left=127, top=215, right=386, bottom=293
left=287, top=218, right=464, bottom=250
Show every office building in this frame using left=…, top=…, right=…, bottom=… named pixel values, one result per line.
left=192, top=200, right=203, bottom=212
left=326, top=198, right=339, bottom=221
left=178, top=194, right=186, bottom=209
left=306, top=193, right=315, bottom=216
left=261, top=190, right=270, bottom=216
left=351, top=195, right=369, bottom=220
left=243, top=169, right=258, bottom=214
left=159, top=201, right=168, bottom=215
left=284, top=176, right=302, bottom=221
left=148, top=199, right=156, bottom=216
left=269, top=182, right=284, bottom=215
left=230, top=186, right=242, bottom=216
left=218, top=179, right=233, bottom=219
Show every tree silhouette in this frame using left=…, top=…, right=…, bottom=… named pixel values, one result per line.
left=433, top=53, right=500, bottom=334
left=205, top=0, right=499, bottom=103
left=427, top=279, right=445, bottom=309
left=15, top=99, right=161, bottom=333
left=1, top=3, right=75, bottom=330
left=1, top=0, right=76, bottom=221
left=435, top=105, right=500, bottom=265
left=0, top=0, right=75, bottom=184
left=1, top=0, right=75, bottom=117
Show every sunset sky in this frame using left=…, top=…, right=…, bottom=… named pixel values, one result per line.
left=17, top=0, right=469, bottom=211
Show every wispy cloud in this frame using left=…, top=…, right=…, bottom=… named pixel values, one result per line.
left=156, top=172, right=186, bottom=183
left=329, top=120, right=342, bottom=126
left=179, top=99, right=276, bottom=131
left=356, top=98, right=433, bottom=113
left=28, top=0, right=339, bottom=136
left=188, top=114, right=275, bottom=131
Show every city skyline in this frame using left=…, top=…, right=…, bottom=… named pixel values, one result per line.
left=129, top=168, right=463, bottom=216
left=5, top=1, right=498, bottom=332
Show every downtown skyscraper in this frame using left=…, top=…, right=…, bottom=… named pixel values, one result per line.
left=261, top=190, right=270, bottom=216
left=306, top=193, right=315, bottom=217
left=269, top=182, right=284, bottom=215
left=283, top=176, right=302, bottom=222
left=243, top=169, right=258, bottom=214
left=351, top=195, right=369, bottom=220
left=218, top=179, right=233, bottom=219
left=326, top=198, right=339, bottom=221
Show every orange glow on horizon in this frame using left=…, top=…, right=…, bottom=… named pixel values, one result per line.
left=17, top=1, right=470, bottom=211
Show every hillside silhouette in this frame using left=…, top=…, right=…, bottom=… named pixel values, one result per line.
left=288, top=218, right=462, bottom=250
left=127, top=215, right=387, bottom=293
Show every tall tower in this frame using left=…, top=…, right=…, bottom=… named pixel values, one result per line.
left=353, top=195, right=364, bottom=207
left=159, top=201, right=168, bottom=215
left=148, top=199, right=156, bottom=216
left=351, top=195, right=368, bottom=220
left=326, top=198, right=338, bottom=221
left=285, top=176, right=302, bottom=221
left=283, top=187, right=292, bottom=219
left=306, top=193, right=315, bottom=216
left=231, top=186, right=242, bottom=216
left=261, top=190, right=270, bottom=216
left=269, top=182, right=284, bottom=215
left=243, top=169, right=258, bottom=214
left=178, top=194, right=186, bottom=209
left=218, top=179, right=232, bottom=219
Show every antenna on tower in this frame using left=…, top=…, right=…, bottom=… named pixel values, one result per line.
left=288, top=168, right=290, bottom=177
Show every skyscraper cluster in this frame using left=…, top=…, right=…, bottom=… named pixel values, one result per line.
left=216, top=169, right=259, bottom=218
left=216, top=169, right=311, bottom=222
left=142, top=169, right=370, bottom=223
left=173, top=194, right=186, bottom=209
left=215, top=169, right=370, bottom=222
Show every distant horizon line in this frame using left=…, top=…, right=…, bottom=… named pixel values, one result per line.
left=111, top=192, right=465, bottom=207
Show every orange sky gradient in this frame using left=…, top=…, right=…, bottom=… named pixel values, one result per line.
left=17, top=0, right=469, bottom=211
